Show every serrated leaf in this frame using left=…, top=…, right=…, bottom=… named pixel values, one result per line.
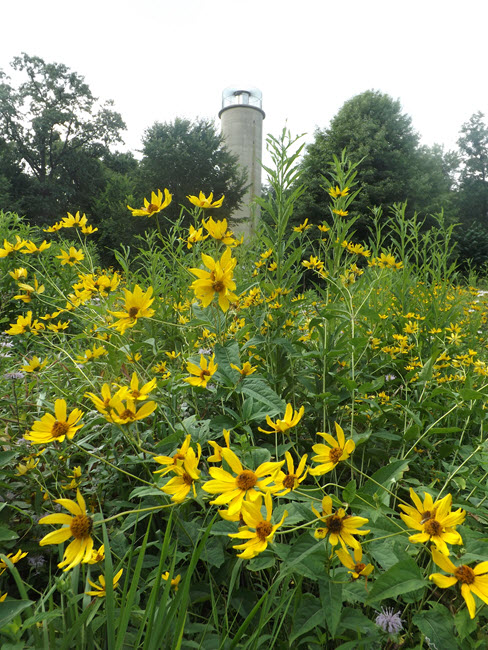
left=413, top=602, right=458, bottom=650
left=366, top=558, right=427, bottom=603
left=290, top=594, right=324, bottom=643
left=240, top=379, right=285, bottom=417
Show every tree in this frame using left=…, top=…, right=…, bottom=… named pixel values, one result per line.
left=295, top=90, right=456, bottom=234
left=137, top=118, right=247, bottom=226
left=456, top=112, right=488, bottom=225
left=0, top=53, right=126, bottom=223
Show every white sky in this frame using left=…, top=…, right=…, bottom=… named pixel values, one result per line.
left=1, top=0, right=487, bottom=167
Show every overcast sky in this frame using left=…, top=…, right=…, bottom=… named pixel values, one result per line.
left=1, top=0, right=487, bottom=167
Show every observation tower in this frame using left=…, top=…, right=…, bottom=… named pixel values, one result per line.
left=219, top=88, right=265, bottom=237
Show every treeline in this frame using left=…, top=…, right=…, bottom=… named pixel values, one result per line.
left=0, top=54, right=247, bottom=262
left=1, top=55, right=488, bottom=272
left=292, top=91, right=488, bottom=273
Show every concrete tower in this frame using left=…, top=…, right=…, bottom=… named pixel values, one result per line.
left=219, top=88, right=265, bottom=238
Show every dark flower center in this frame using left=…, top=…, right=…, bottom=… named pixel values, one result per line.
left=212, top=281, right=225, bottom=292
left=283, top=474, right=296, bottom=489
left=128, top=307, right=139, bottom=318
left=454, top=565, right=475, bottom=585
left=329, top=447, right=343, bottom=464
left=70, top=514, right=93, bottom=539
left=236, top=470, right=257, bottom=490
left=182, top=473, right=193, bottom=486
left=354, top=563, right=366, bottom=574
left=256, top=520, right=273, bottom=540
left=120, top=409, right=135, bottom=420
left=146, top=203, right=158, bottom=213
left=424, top=519, right=442, bottom=536
left=326, top=515, right=344, bottom=534
left=52, top=421, right=70, bottom=438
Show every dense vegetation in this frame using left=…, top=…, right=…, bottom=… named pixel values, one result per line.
left=1, top=132, right=488, bottom=648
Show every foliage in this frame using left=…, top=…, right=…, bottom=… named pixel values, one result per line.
left=2, top=140, right=488, bottom=649
left=295, top=90, right=458, bottom=239
left=137, top=117, right=247, bottom=227
left=0, top=53, right=126, bottom=224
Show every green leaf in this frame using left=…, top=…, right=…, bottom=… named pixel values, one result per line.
left=366, top=558, right=427, bottom=604
left=413, top=602, right=458, bottom=650
left=213, top=342, right=241, bottom=385
left=0, top=525, right=18, bottom=542
left=290, top=594, right=324, bottom=643
left=459, top=388, right=485, bottom=401
left=319, top=578, right=342, bottom=638
left=240, top=379, right=285, bottom=418
left=0, top=600, right=34, bottom=629
left=359, top=460, right=410, bottom=506
left=0, top=452, right=17, bottom=468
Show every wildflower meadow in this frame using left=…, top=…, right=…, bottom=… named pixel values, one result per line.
left=1, top=131, right=488, bottom=649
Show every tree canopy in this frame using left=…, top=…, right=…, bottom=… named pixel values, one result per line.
left=137, top=117, right=247, bottom=225
left=0, top=53, right=126, bottom=222
left=295, top=90, right=456, bottom=234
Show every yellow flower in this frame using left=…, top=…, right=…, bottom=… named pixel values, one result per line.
left=46, top=320, right=70, bottom=332
left=109, top=398, right=157, bottom=425
left=86, top=569, right=124, bottom=598
left=39, top=489, right=94, bottom=571
left=309, top=422, right=355, bottom=476
left=0, top=235, right=27, bottom=257
left=187, top=191, right=224, bottom=209
left=273, top=452, right=308, bottom=496
left=229, top=492, right=288, bottom=559
left=9, top=267, right=28, bottom=281
left=336, top=546, right=374, bottom=580
left=429, top=548, right=488, bottom=619
left=160, top=446, right=201, bottom=503
left=75, top=344, right=108, bottom=364
left=202, top=217, right=237, bottom=246
left=124, top=372, right=157, bottom=400
left=43, top=222, right=63, bottom=232
left=189, top=247, right=238, bottom=312
left=61, top=211, right=88, bottom=229
left=0, top=549, right=28, bottom=576
left=162, top=572, right=181, bottom=591
left=24, top=399, right=84, bottom=445
left=87, top=384, right=136, bottom=416
left=21, top=240, right=51, bottom=254
left=230, top=362, right=257, bottom=377
left=313, top=495, right=369, bottom=551
left=186, top=224, right=208, bottom=248
left=399, top=489, right=465, bottom=555
left=80, top=224, right=98, bottom=234
left=152, top=360, right=171, bottom=378
left=153, top=434, right=192, bottom=476
left=14, top=276, right=45, bottom=303
left=88, top=544, right=105, bottom=564
left=293, top=218, right=312, bottom=232
left=22, top=356, right=48, bottom=373
left=127, top=189, right=172, bottom=217
left=258, top=403, right=304, bottom=435
left=183, top=354, right=218, bottom=388
left=15, top=457, right=39, bottom=476
left=329, top=185, right=350, bottom=198
left=6, top=311, right=45, bottom=335
left=302, top=256, right=325, bottom=272
left=56, top=247, right=85, bottom=266
left=207, top=430, right=231, bottom=463
left=108, top=285, right=155, bottom=333
left=202, top=448, right=284, bottom=517
left=332, top=209, right=349, bottom=217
